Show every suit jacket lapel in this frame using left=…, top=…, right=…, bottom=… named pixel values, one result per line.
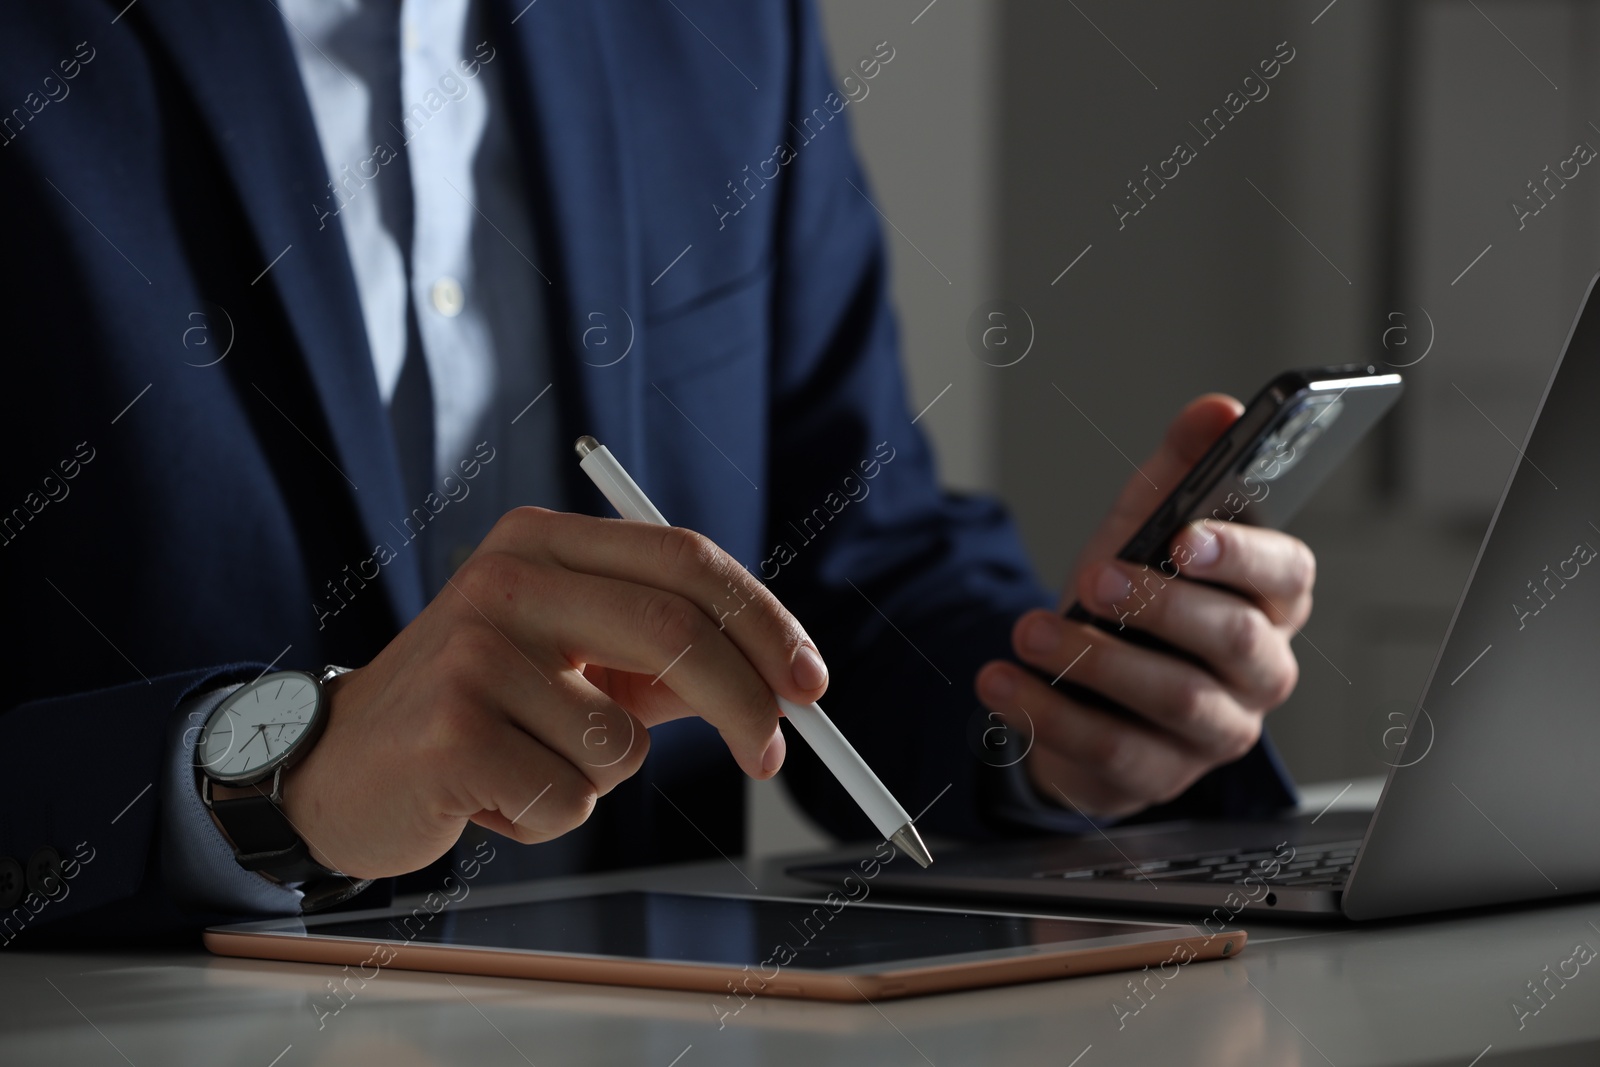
left=131, top=0, right=426, bottom=627
left=496, top=1, right=647, bottom=485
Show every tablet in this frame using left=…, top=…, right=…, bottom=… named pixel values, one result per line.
left=205, top=890, right=1244, bottom=1001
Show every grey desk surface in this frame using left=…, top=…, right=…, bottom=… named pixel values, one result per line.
left=5, top=837, right=1600, bottom=1065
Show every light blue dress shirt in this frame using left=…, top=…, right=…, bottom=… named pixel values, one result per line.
left=283, top=0, right=561, bottom=590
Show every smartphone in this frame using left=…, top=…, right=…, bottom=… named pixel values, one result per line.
left=1057, top=364, right=1403, bottom=703
left=204, top=889, right=1244, bottom=1001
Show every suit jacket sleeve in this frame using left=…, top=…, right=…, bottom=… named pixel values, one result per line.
left=761, top=0, right=1297, bottom=842
left=0, top=665, right=306, bottom=944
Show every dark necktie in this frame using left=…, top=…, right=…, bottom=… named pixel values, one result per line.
left=387, top=298, right=435, bottom=512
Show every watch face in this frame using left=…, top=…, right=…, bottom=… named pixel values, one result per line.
left=198, top=671, right=324, bottom=784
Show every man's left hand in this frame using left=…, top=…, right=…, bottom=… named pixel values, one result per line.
left=975, top=394, right=1316, bottom=819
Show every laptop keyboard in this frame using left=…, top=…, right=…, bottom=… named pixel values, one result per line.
left=1031, top=841, right=1362, bottom=889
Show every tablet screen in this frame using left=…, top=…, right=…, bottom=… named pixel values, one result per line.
left=308, top=891, right=1160, bottom=969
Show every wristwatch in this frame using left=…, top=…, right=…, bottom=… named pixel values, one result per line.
left=195, top=666, right=371, bottom=912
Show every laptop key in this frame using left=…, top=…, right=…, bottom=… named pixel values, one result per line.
left=1033, top=869, right=1099, bottom=879
left=1127, top=861, right=1172, bottom=872
left=1141, top=868, right=1218, bottom=880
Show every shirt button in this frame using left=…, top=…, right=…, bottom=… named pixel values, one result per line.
left=430, top=277, right=465, bottom=317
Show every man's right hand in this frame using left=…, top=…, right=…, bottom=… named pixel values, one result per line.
left=275, top=507, right=831, bottom=880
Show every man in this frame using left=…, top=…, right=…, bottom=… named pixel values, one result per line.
left=0, top=0, right=1309, bottom=940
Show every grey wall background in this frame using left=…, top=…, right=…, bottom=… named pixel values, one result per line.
left=751, top=0, right=1600, bottom=857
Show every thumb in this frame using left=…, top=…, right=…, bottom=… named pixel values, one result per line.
left=1072, top=393, right=1243, bottom=576
left=1150, top=393, right=1244, bottom=485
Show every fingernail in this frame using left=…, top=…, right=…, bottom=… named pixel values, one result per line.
left=1180, top=521, right=1222, bottom=569
left=791, top=644, right=828, bottom=690
left=1095, top=564, right=1134, bottom=607
left=1023, top=615, right=1061, bottom=656
left=983, top=668, right=1018, bottom=702
left=761, top=729, right=786, bottom=775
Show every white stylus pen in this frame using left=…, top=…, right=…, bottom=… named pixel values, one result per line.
left=575, top=435, right=933, bottom=868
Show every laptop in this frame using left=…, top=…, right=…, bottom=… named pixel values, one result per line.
left=793, top=273, right=1600, bottom=922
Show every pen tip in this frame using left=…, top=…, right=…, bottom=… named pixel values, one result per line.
left=890, top=823, right=933, bottom=869
left=574, top=435, right=601, bottom=458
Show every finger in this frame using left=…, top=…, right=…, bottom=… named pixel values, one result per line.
left=1169, top=520, right=1316, bottom=629
left=435, top=719, right=603, bottom=845
left=482, top=508, right=829, bottom=704
left=1005, top=611, right=1263, bottom=762
left=509, top=675, right=651, bottom=795
left=1072, top=563, right=1298, bottom=706
left=974, top=659, right=1197, bottom=814
left=417, top=599, right=654, bottom=796
left=1072, top=394, right=1243, bottom=572
left=578, top=665, right=794, bottom=781
left=456, top=554, right=782, bottom=778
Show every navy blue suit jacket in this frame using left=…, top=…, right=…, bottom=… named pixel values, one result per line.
left=0, top=0, right=1294, bottom=939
